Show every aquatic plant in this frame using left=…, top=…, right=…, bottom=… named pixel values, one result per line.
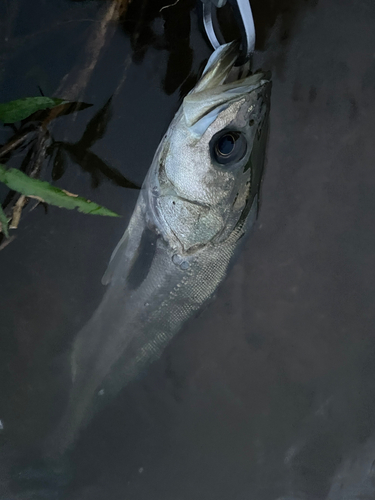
left=0, top=96, right=138, bottom=247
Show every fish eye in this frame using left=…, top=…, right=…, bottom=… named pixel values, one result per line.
left=211, top=131, right=247, bottom=165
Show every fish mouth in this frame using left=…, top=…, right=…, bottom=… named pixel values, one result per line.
left=183, top=43, right=270, bottom=133
left=192, top=41, right=241, bottom=93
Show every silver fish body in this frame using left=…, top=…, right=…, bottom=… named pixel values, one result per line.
left=47, top=43, right=271, bottom=455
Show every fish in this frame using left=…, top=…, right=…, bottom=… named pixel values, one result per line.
left=46, top=42, right=271, bottom=456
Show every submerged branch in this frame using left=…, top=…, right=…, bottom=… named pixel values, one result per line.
left=0, top=128, right=34, bottom=158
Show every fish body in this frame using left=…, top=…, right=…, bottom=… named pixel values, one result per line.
left=47, top=43, right=271, bottom=455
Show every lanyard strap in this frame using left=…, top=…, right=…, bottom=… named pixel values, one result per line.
left=200, top=0, right=255, bottom=64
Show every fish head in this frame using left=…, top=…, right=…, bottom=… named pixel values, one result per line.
left=146, top=43, right=271, bottom=253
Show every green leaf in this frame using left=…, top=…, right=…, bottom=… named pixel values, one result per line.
left=0, top=165, right=120, bottom=217
left=0, top=204, right=9, bottom=238
left=0, top=97, right=67, bottom=123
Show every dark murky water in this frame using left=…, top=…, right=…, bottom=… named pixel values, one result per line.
left=1, top=0, right=375, bottom=498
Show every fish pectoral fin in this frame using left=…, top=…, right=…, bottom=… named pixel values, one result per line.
left=101, top=231, right=130, bottom=285
left=101, top=199, right=147, bottom=286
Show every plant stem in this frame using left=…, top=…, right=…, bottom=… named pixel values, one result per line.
left=10, top=195, right=26, bottom=229
left=0, top=128, right=33, bottom=158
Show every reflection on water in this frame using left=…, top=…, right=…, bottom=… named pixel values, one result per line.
left=122, top=0, right=196, bottom=95
left=1, top=0, right=375, bottom=499
left=47, top=98, right=139, bottom=189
